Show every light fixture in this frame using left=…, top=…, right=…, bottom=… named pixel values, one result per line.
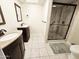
left=52, top=5, right=56, bottom=7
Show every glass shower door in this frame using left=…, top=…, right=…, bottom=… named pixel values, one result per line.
left=48, top=3, right=76, bottom=40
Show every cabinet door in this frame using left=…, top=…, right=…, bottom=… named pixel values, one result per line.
left=3, top=39, right=22, bottom=59
left=17, top=27, right=30, bottom=42
left=19, top=35, right=25, bottom=58
left=3, top=35, right=25, bottom=59
left=11, top=44, right=21, bottom=59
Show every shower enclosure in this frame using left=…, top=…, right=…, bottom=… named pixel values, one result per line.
left=48, top=2, right=77, bottom=40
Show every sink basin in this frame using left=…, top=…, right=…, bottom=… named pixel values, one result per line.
left=0, top=33, right=18, bottom=41
left=21, top=25, right=29, bottom=27
left=18, top=25, right=29, bottom=28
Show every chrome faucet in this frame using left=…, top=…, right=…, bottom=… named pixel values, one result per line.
left=0, top=29, right=7, bottom=32
left=21, top=23, right=25, bottom=26
left=0, top=29, right=7, bottom=36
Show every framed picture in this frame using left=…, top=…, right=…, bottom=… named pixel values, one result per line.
left=0, top=6, right=6, bottom=25
left=14, top=3, right=22, bottom=22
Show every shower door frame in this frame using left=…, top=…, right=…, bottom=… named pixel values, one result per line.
left=48, top=2, right=77, bottom=40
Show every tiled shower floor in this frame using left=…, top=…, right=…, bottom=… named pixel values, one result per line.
left=24, top=36, right=71, bottom=59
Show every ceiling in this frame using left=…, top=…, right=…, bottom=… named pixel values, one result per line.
left=19, top=0, right=46, bottom=4
left=19, top=0, right=77, bottom=5
left=26, top=0, right=39, bottom=3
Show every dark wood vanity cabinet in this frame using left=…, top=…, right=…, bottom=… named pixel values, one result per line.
left=3, top=35, right=25, bottom=59
left=17, top=27, right=30, bottom=42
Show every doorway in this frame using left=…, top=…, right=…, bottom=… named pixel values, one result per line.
left=48, top=2, right=77, bottom=40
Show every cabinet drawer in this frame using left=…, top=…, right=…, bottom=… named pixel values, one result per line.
left=3, top=35, right=25, bottom=59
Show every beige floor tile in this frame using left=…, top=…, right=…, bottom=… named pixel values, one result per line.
left=38, top=43, right=47, bottom=48
left=49, top=54, right=69, bottom=59
left=49, top=55, right=59, bottom=59
left=31, top=43, right=40, bottom=48
left=58, top=54, right=68, bottom=59
left=40, top=56, right=50, bottom=59
left=30, top=57, right=40, bottom=59
left=24, top=57, right=31, bottom=59
left=31, top=48, right=40, bottom=57
left=24, top=35, right=69, bottom=59
left=46, top=46, right=54, bottom=56
left=39, top=48, right=48, bottom=57
left=24, top=49, right=31, bottom=58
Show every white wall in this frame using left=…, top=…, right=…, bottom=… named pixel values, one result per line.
left=21, top=3, right=45, bottom=37
left=21, top=0, right=53, bottom=40
left=0, top=0, right=23, bottom=33
left=44, top=0, right=53, bottom=41
left=67, top=1, right=79, bottom=44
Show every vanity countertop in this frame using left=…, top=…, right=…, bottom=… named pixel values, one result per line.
left=0, top=30, right=22, bottom=49
left=18, top=24, right=29, bottom=28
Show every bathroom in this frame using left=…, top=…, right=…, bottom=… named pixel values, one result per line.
left=0, top=0, right=79, bottom=59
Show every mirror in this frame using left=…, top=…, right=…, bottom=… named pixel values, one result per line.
left=14, top=3, right=22, bottom=22
left=0, top=6, right=6, bottom=25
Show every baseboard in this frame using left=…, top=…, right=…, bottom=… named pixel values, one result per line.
left=66, top=41, right=72, bottom=46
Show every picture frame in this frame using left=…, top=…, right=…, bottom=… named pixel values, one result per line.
left=0, top=6, right=6, bottom=25
left=14, top=3, right=22, bottom=22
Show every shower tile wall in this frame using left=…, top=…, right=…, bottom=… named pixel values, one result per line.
left=48, top=5, right=75, bottom=40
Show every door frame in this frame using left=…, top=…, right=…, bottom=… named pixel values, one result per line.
left=53, top=2, right=77, bottom=39
left=45, top=2, right=77, bottom=41
left=44, top=0, right=53, bottom=42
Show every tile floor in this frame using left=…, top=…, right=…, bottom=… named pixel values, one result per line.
left=24, top=36, right=71, bottom=59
